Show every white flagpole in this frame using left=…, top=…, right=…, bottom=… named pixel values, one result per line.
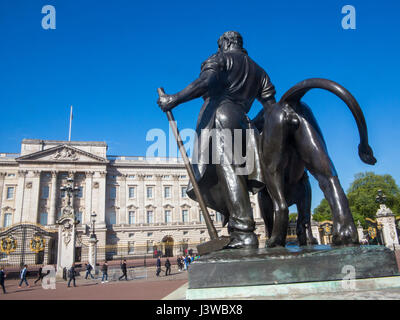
left=68, top=105, right=73, bottom=141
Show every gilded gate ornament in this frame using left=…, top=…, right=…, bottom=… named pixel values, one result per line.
left=0, top=236, right=17, bottom=254
left=30, top=236, right=46, bottom=253
left=368, top=227, right=377, bottom=239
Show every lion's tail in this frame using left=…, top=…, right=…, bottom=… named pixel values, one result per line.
left=279, top=78, right=377, bottom=165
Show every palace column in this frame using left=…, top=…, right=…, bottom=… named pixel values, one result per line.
left=119, top=174, right=127, bottom=224
left=0, top=172, right=6, bottom=213
left=84, top=171, right=94, bottom=225
left=48, top=171, right=58, bottom=225
left=155, top=174, right=163, bottom=223
left=15, top=170, right=27, bottom=223
left=30, top=170, right=41, bottom=223
left=172, top=174, right=180, bottom=222
left=137, top=174, right=145, bottom=223
left=97, top=171, right=107, bottom=225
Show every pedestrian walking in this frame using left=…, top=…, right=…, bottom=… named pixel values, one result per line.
left=118, top=259, right=128, bottom=281
left=101, top=261, right=108, bottom=283
left=68, top=264, right=76, bottom=287
left=34, top=265, right=48, bottom=285
left=156, top=257, right=161, bottom=276
left=85, top=262, right=94, bottom=279
left=18, top=264, right=30, bottom=288
left=165, top=259, right=171, bottom=276
left=0, top=267, right=6, bottom=294
left=184, top=256, right=189, bottom=270
left=177, top=256, right=182, bottom=271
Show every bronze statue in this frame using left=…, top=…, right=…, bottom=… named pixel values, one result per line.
left=158, top=31, right=376, bottom=250
left=158, top=31, right=275, bottom=249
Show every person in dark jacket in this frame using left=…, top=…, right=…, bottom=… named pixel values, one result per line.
left=0, top=267, right=6, bottom=294
left=177, top=256, right=182, bottom=271
left=156, top=257, right=161, bottom=276
left=118, top=259, right=128, bottom=281
left=18, top=264, right=30, bottom=288
left=85, top=262, right=94, bottom=279
left=101, top=261, right=108, bottom=283
left=165, top=259, right=171, bottom=276
left=67, top=263, right=76, bottom=287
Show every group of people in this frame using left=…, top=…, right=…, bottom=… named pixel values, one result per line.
left=0, top=264, right=50, bottom=294
left=156, top=257, right=171, bottom=276
left=155, top=254, right=200, bottom=277
left=177, top=255, right=199, bottom=271
left=70, top=259, right=129, bottom=286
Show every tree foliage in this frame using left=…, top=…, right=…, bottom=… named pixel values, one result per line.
left=312, top=172, right=400, bottom=227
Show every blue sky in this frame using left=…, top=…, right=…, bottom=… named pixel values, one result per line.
left=0, top=0, right=399, bottom=211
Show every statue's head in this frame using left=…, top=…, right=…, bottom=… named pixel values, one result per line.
left=217, top=31, right=245, bottom=53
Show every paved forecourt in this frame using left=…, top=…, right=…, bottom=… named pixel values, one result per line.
left=0, top=266, right=188, bottom=300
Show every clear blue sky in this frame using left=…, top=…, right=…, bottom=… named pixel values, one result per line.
left=0, top=0, right=399, bottom=211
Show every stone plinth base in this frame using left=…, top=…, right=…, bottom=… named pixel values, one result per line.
left=186, top=276, right=400, bottom=299
left=188, top=245, right=399, bottom=293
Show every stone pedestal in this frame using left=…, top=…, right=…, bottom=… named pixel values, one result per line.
left=357, top=221, right=365, bottom=243
left=376, top=204, right=399, bottom=249
left=88, top=236, right=98, bottom=274
left=56, top=206, right=77, bottom=278
left=187, top=245, right=399, bottom=299
left=310, top=221, right=321, bottom=244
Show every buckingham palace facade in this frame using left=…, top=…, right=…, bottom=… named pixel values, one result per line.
left=0, top=139, right=267, bottom=262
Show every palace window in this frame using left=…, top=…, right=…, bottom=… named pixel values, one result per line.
left=128, top=241, right=135, bottom=254
left=3, top=213, right=12, bottom=228
left=199, top=210, right=204, bottom=223
left=110, top=186, right=116, bottom=200
left=182, top=209, right=189, bottom=223
left=60, top=190, right=66, bottom=198
left=40, top=212, right=48, bottom=226
left=146, top=211, right=153, bottom=224
left=216, top=212, right=222, bottom=222
left=146, top=187, right=153, bottom=199
left=128, top=187, right=135, bottom=198
left=146, top=240, right=153, bottom=254
left=181, top=186, right=187, bottom=198
left=128, top=211, right=135, bottom=224
left=164, top=186, right=171, bottom=198
left=164, top=210, right=171, bottom=223
left=107, top=211, right=116, bottom=225
left=76, top=212, right=82, bottom=224
left=41, top=186, right=49, bottom=199
left=76, top=186, right=83, bottom=198
left=6, top=187, right=14, bottom=199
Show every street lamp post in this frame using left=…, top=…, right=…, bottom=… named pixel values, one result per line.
left=89, top=212, right=98, bottom=275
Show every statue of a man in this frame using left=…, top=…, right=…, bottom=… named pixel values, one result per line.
left=158, top=31, right=276, bottom=248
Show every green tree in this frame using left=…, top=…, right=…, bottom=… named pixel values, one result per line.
left=312, top=172, right=400, bottom=227
left=289, top=213, right=298, bottom=222
left=312, top=198, right=332, bottom=222
left=347, top=172, right=400, bottom=226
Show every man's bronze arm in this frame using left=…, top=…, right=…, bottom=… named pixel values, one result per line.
left=158, top=70, right=217, bottom=111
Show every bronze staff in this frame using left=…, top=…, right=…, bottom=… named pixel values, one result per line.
left=157, top=87, right=230, bottom=255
